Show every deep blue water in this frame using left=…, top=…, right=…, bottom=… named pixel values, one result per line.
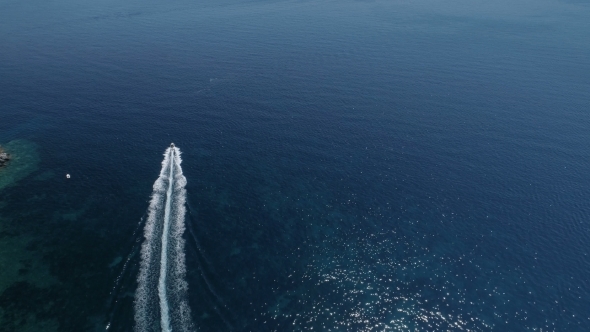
left=1, top=0, right=590, bottom=330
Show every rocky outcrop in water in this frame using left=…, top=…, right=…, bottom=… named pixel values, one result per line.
left=0, top=140, right=39, bottom=191
left=0, top=146, right=10, bottom=168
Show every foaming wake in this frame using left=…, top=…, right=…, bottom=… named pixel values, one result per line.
left=135, top=145, right=194, bottom=332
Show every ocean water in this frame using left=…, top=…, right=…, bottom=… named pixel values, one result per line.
left=1, top=0, right=590, bottom=330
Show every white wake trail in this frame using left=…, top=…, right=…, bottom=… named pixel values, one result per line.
left=158, top=147, right=175, bottom=332
left=135, top=146, right=194, bottom=332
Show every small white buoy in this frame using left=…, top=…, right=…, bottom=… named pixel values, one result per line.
left=66, top=174, right=71, bottom=179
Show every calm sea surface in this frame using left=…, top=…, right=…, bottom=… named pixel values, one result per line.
left=1, top=0, right=590, bottom=331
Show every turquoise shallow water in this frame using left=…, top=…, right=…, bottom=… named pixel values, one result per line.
left=1, top=0, right=590, bottom=331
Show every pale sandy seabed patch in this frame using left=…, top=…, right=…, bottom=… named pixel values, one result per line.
left=0, top=139, right=59, bottom=331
